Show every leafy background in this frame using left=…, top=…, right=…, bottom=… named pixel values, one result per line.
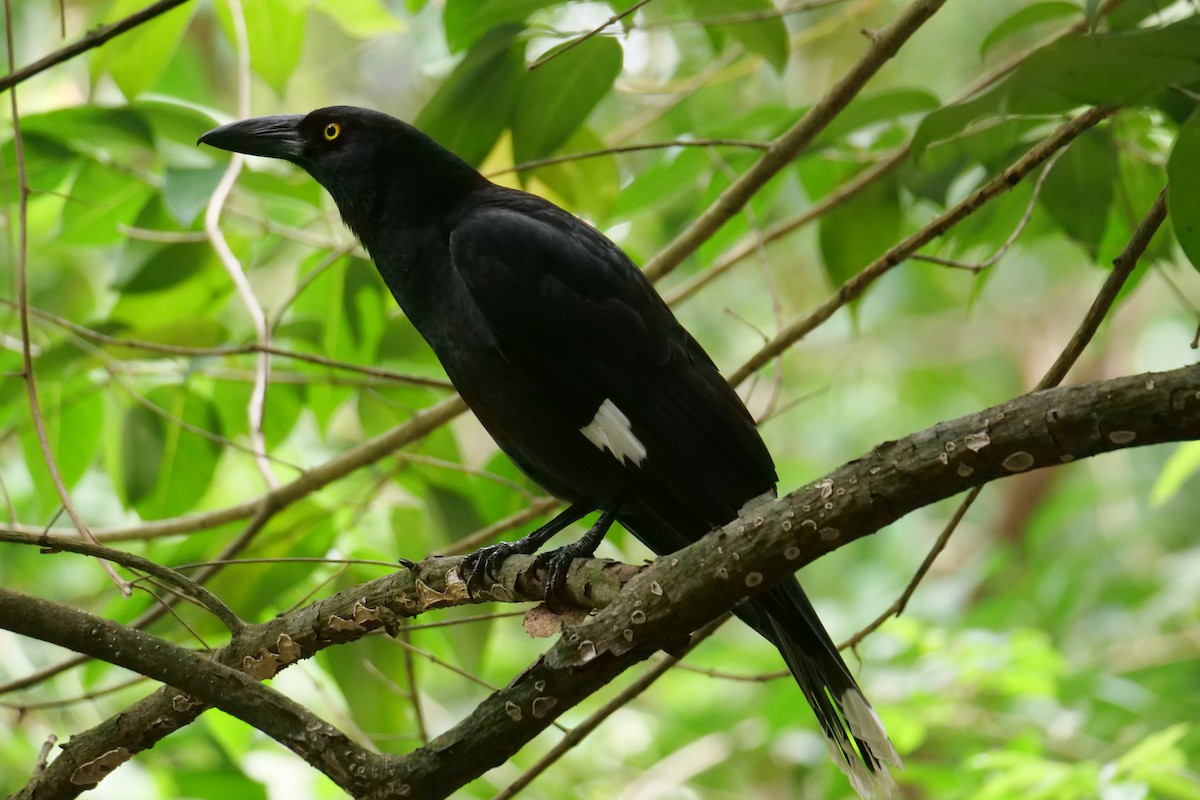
left=1, top=0, right=1199, bottom=798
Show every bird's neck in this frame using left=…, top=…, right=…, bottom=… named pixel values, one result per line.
left=332, top=147, right=486, bottom=255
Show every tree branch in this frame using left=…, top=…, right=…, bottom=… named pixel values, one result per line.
left=0, top=0, right=194, bottom=93
left=643, top=0, right=950, bottom=281
left=0, top=531, right=244, bottom=633
left=841, top=186, right=1170, bottom=649
left=18, top=361, right=1199, bottom=798
left=729, top=105, right=1116, bottom=386
left=0, top=588, right=388, bottom=796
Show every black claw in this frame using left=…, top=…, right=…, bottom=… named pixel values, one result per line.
left=536, top=547, right=578, bottom=605
left=462, top=541, right=521, bottom=595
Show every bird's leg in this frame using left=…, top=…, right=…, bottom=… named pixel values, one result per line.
left=462, top=502, right=590, bottom=595
left=539, top=498, right=625, bottom=604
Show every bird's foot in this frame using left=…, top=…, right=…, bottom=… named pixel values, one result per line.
left=535, top=540, right=596, bottom=606
left=461, top=539, right=530, bottom=597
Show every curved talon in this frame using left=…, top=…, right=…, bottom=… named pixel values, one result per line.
left=462, top=541, right=520, bottom=595
left=536, top=548, right=576, bottom=606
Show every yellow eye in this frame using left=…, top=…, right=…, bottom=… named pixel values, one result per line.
left=323, top=122, right=341, bottom=141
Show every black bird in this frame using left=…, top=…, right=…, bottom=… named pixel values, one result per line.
left=200, top=106, right=900, bottom=797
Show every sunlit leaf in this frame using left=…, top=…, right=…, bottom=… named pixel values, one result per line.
left=443, top=0, right=555, bottom=53
left=915, top=19, right=1200, bottom=156
left=215, top=0, right=308, bottom=94
left=91, top=0, right=198, bottom=99
left=818, top=174, right=902, bottom=287
left=1150, top=441, right=1200, bottom=506
left=980, top=2, right=1080, bottom=59
left=416, top=25, right=525, bottom=166
left=513, top=37, right=622, bottom=165
left=687, top=0, right=789, bottom=74
left=314, top=0, right=404, bottom=38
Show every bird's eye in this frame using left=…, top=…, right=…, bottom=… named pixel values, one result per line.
left=323, top=122, right=341, bottom=141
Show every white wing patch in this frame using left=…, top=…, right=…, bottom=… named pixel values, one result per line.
left=580, top=398, right=647, bottom=466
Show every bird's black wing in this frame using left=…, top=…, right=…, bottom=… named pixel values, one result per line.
left=449, top=193, right=899, bottom=796
left=447, top=192, right=775, bottom=540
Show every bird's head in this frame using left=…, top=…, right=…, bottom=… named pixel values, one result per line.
left=198, top=106, right=485, bottom=240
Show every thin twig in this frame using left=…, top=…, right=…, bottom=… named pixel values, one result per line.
left=433, top=496, right=561, bottom=556
left=643, top=0, right=951, bottom=282
left=672, top=0, right=1129, bottom=308
left=34, top=735, right=56, bottom=775
left=203, top=0, right=276, bottom=491
left=1, top=676, right=149, bottom=712
left=529, top=0, right=655, bottom=71
left=729, top=106, right=1116, bottom=387
left=0, top=0, right=193, bottom=93
left=4, top=299, right=452, bottom=388
left=3, top=0, right=128, bottom=594
left=839, top=487, right=980, bottom=650
left=491, top=615, right=730, bottom=800
left=0, top=531, right=243, bottom=632
left=666, top=147, right=906, bottom=305
left=636, top=0, right=851, bottom=29
left=397, top=624, right=428, bottom=744
left=486, top=138, right=769, bottom=178
left=912, top=148, right=1065, bottom=273
left=0, top=393, right=467, bottom=548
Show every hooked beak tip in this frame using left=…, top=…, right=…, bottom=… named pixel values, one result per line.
left=197, top=114, right=306, bottom=161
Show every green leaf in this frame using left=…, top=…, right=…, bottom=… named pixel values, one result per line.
left=314, top=0, right=404, bottom=38
left=528, top=126, right=620, bottom=221
left=215, top=0, right=308, bottom=94
left=443, top=0, right=555, bottom=53
left=980, top=3, right=1080, bottom=60
left=317, top=636, right=418, bottom=752
left=59, top=161, right=155, bottom=245
left=119, top=402, right=165, bottom=508
left=91, top=0, right=198, bottom=99
left=0, top=134, right=78, bottom=194
left=416, top=25, right=525, bottom=166
left=423, top=483, right=492, bottom=672
left=818, top=174, right=902, bottom=286
left=687, top=0, right=790, bottom=73
left=1039, top=128, right=1115, bottom=255
left=915, top=19, right=1200, bottom=157
left=163, top=167, right=225, bottom=226
left=1168, top=110, right=1200, bottom=274
left=212, top=381, right=305, bottom=448
left=611, top=147, right=710, bottom=221
left=18, top=106, right=154, bottom=162
left=812, top=88, right=941, bottom=149
left=513, top=37, right=621, bottom=166
left=131, top=386, right=223, bottom=518
left=1115, top=725, right=1189, bottom=772
left=19, top=375, right=105, bottom=514
left=116, top=241, right=214, bottom=294
left=1150, top=442, right=1200, bottom=506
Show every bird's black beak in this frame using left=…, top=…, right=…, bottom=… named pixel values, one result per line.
left=197, top=114, right=306, bottom=161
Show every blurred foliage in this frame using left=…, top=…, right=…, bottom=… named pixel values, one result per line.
left=1, top=0, right=1199, bottom=798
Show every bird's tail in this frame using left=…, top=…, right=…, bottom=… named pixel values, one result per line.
left=745, top=579, right=902, bottom=798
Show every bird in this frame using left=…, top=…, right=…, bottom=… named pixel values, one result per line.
left=199, top=106, right=900, bottom=797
